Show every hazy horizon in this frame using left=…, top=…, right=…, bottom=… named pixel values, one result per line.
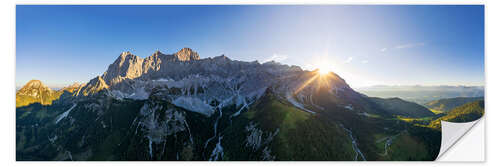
left=16, top=5, right=484, bottom=88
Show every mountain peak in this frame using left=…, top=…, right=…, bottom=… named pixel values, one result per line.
left=16, top=80, right=58, bottom=107
left=120, top=51, right=132, bottom=57
left=23, top=80, right=48, bottom=90
left=174, top=48, right=200, bottom=61
left=55, top=82, right=83, bottom=96
left=62, top=82, right=82, bottom=90
left=117, top=51, right=141, bottom=63
left=153, top=50, right=163, bottom=56
left=120, top=51, right=140, bottom=60
left=69, top=82, right=82, bottom=87
left=214, top=54, right=229, bottom=60
left=102, top=51, right=145, bottom=85
left=79, top=76, right=109, bottom=96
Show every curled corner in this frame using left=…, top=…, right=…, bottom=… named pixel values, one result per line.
left=436, top=118, right=482, bottom=160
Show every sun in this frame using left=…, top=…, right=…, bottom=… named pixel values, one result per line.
left=318, top=67, right=330, bottom=75
left=294, top=63, right=334, bottom=94
left=310, top=61, right=333, bottom=76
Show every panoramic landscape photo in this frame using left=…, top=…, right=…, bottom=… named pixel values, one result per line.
left=16, top=5, right=484, bottom=161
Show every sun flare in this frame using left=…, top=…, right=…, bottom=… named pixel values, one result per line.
left=318, top=67, right=330, bottom=75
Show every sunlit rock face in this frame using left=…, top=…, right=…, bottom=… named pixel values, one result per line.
left=79, top=76, right=109, bottom=96
left=16, top=80, right=84, bottom=107
left=78, top=48, right=360, bottom=117
left=101, top=48, right=201, bottom=86
left=16, top=80, right=58, bottom=107
left=17, top=80, right=54, bottom=97
left=173, top=48, right=200, bottom=61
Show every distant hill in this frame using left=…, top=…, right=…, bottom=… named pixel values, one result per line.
left=428, top=100, right=484, bottom=129
left=369, top=97, right=435, bottom=118
left=424, top=97, right=483, bottom=113
left=356, top=85, right=484, bottom=104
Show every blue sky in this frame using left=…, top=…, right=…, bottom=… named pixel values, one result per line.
left=16, top=5, right=484, bottom=88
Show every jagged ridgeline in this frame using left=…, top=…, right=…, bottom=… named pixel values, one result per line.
left=17, top=48, right=446, bottom=161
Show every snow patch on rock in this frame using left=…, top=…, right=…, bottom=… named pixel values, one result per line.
left=286, top=93, right=316, bottom=114
left=172, top=96, right=214, bottom=116
left=209, top=136, right=224, bottom=161
left=135, top=101, right=189, bottom=160
left=55, top=103, right=77, bottom=124
left=245, top=122, right=280, bottom=151
left=344, top=104, right=354, bottom=111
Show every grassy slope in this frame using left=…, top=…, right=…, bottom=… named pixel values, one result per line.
left=429, top=109, right=445, bottom=114
left=385, top=131, right=430, bottom=160
left=227, top=91, right=440, bottom=161
left=428, top=100, right=484, bottom=129
left=369, top=97, right=435, bottom=118
left=224, top=92, right=355, bottom=160
left=425, top=97, right=484, bottom=112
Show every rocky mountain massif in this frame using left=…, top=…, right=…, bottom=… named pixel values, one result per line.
left=16, top=48, right=482, bottom=161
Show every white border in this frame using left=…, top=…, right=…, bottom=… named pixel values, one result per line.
left=12, top=0, right=487, bottom=5
left=3, top=0, right=495, bottom=166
